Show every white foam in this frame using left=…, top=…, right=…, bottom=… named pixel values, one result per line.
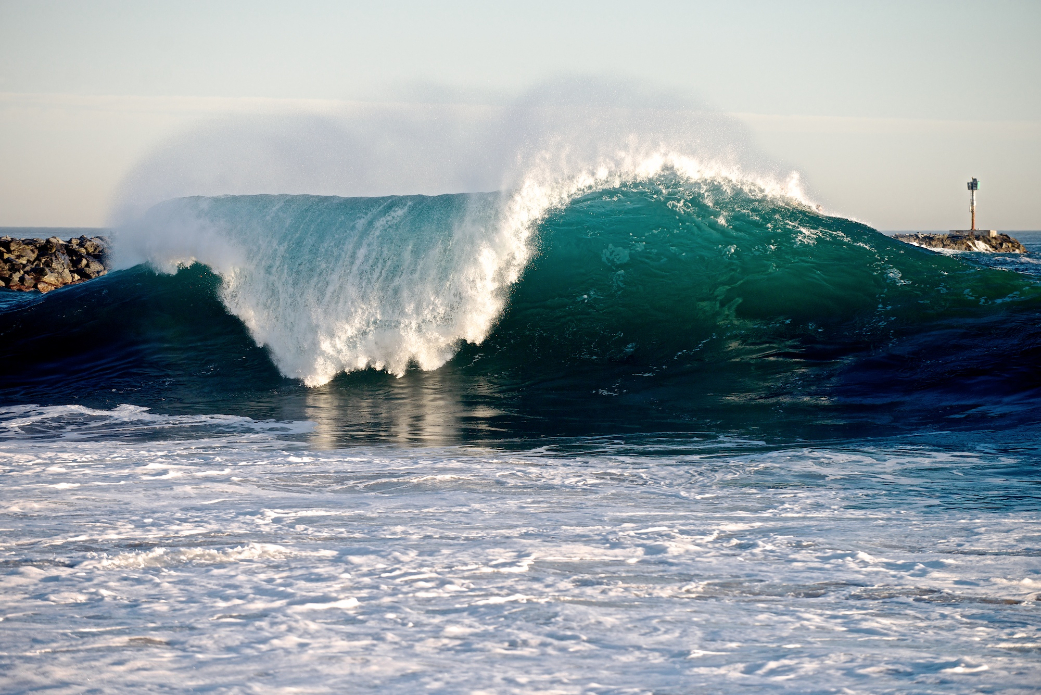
left=0, top=403, right=313, bottom=440
left=84, top=543, right=296, bottom=569
left=1, top=434, right=1039, bottom=691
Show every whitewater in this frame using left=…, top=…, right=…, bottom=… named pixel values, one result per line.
left=2, top=407, right=1040, bottom=693
left=2, top=95, right=1041, bottom=691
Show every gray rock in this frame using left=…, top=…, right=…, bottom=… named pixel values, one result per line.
left=7, top=240, right=38, bottom=263
left=1, top=234, right=109, bottom=292
left=81, top=238, right=105, bottom=256
left=893, top=232, right=1027, bottom=254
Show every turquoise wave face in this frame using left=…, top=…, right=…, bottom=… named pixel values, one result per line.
left=2, top=175, right=1040, bottom=439
left=478, top=176, right=1036, bottom=369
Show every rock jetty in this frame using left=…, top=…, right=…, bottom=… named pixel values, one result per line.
left=0, top=235, right=108, bottom=293
left=893, top=232, right=1026, bottom=254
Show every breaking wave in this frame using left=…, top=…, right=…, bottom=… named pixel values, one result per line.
left=2, top=160, right=1040, bottom=437
left=111, top=156, right=818, bottom=386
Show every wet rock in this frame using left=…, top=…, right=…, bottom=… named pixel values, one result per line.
left=893, top=232, right=1027, bottom=254
left=68, top=249, right=88, bottom=269
left=42, top=237, right=65, bottom=254
left=4, top=239, right=39, bottom=263
left=80, top=237, right=104, bottom=256
left=1, top=235, right=107, bottom=293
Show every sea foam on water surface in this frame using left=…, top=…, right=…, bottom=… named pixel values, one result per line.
left=1, top=413, right=1039, bottom=693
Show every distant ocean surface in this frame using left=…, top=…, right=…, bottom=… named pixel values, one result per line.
left=2, top=178, right=1040, bottom=693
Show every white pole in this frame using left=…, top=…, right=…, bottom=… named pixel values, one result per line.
left=967, top=179, right=978, bottom=235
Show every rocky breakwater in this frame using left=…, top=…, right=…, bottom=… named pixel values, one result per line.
left=893, top=232, right=1027, bottom=254
left=0, top=235, right=108, bottom=293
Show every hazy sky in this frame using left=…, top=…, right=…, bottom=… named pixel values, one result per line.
left=1, top=0, right=1039, bottom=229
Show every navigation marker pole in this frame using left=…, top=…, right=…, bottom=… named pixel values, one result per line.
left=967, top=177, right=978, bottom=238
left=897, top=177, right=1022, bottom=251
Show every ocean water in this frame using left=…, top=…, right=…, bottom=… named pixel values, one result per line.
left=2, top=173, right=1040, bottom=693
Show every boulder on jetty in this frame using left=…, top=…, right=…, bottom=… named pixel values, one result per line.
left=0, top=235, right=108, bottom=293
left=893, top=232, right=1026, bottom=254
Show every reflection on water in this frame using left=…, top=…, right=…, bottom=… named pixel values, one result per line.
left=302, top=368, right=509, bottom=448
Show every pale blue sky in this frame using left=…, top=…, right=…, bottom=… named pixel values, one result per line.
left=1, top=0, right=1039, bottom=228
